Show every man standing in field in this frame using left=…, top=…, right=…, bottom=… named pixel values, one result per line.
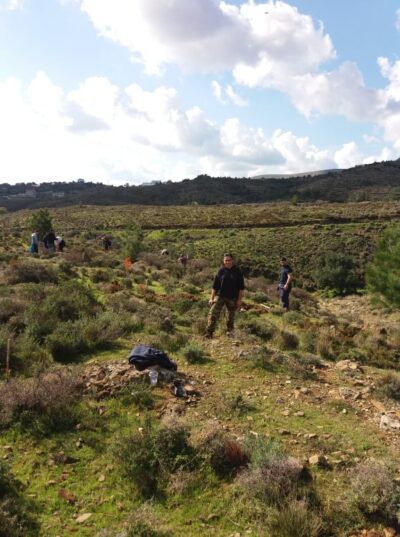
left=205, top=253, right=244, bottom=338
left=278, top=257, right=293, bottom=311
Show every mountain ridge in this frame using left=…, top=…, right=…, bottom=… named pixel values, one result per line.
left=1, top=158, right=400, bottom=211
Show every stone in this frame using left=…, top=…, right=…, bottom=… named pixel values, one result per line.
left=76, top=513, right=92, bottom=524
left=380, top=415, right=400, bottom=430
left=309, top=454, right=328, bottom=467
left=336, top=360, right=360, bottom=372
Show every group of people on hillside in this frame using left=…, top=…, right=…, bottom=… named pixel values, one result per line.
left=29, top=230, right=65, bottom=254
left=205, top=253, right=293, bottom=339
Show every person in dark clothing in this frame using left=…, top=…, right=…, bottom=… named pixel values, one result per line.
left=205, top=253, right=244, bottom=338
left=43, top=230, right=56, bottom=252
left=178, top=253, right=188, bottom=269
left=278, top=257, right=293, bottom=311
left=102, top=235, right=112, bottom=251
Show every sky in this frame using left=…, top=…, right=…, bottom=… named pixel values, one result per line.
left=0, top=0, right=400, bottom=185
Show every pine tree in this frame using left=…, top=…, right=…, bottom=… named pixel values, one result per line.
left=30, top=209, right=53, bottom=240
left=366, top=225, right=400, bottom=307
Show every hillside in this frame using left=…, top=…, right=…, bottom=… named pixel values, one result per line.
left=1, top=159, right=400, bottom=211
left=0, top=203, right=399, bottom=536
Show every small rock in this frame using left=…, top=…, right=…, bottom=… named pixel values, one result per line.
left=309, top=454, right=328, bottom=467
left=98, top=475, right=105, bottom=482
left=279, top=429, right=291, bottom=435
left=380, top=415, right=400, bottom=430
left=76, top=513, right=92, bottom=524
left=294, top=411, right=305, bottom=417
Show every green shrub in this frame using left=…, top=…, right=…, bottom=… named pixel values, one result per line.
left=125, top=504, right=173, bottom=537
left=12, top=333, right=53, bottom=375
left=300, top=330, right=317, bottom=353
left=314, top=251, right=362, bottom=296
left=29, top=208, right=52, bottom=240
left=273, top=329, right=299, bottom=350
left=6, top=259, right=58, bottom=285
left=0, top=297, right=24, bottom=323
left=182, top=342, right=207, bottom=364
left=378, top=372, right=400, bottom=400
left=0, top=368, right=83, bottom=434
left=121, top=223, right=144, bottom=261
left=350, top=460, right=400, bottom=524
left=120, top=379, right=155, bottom=410
left=239, top=452, right=305, bottom=507
left=174, top=298, right=194, bottom=314
left=267, top=501, right=321, bottom=537
left=114, top=420, right=197, bottom=498
left=0, top=461, right=40, bottom=536
left=366, top=225, right=400, bottom=307
left=240, top=317, right=277, bottom=341
left=45, top=322, right=86, bottom=362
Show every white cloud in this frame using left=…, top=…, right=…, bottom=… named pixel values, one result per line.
left=226, top=85, right=248, bottom=107
left=334, top=142, right=362, bottom=169
left=75, top=0, right=334, bottom=76
left=212, top=80, right=223, bottom=102
left=1, top=71, right=395, bottom=184
left=0, top=0, right=24, bottom=10
left=211, top=80, right=248, bottom=106
left=67, top=0, right=400, bottom=144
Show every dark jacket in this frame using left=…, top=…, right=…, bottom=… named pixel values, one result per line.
left=213, top=265, right=245, bottom=300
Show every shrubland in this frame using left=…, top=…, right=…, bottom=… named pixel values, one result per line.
left=0, top=202, right=399, bottom=536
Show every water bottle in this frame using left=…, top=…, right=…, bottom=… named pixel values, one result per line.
left=148, top=369, right=158, bottom=386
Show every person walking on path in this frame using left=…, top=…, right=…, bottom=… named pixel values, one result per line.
left=205, top=253, right=244, bottom=338
left=278, top=257, right=293, bottom=311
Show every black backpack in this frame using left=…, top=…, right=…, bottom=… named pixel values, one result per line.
left=128, top=344, right=177, bottom=371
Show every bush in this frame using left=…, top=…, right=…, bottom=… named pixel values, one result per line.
left=120, top=379, right=155, bottom=410
left=12, top=333, right=53, bottom=375
left=0, top=461, right=40, bottom=536
left=314, top=252, right=362, bottom=296
left=239, top=455, right=306, bottom=507
left=267, top=501, right=321, bottom=537
left=121, top=223, right=144, bottom=261
left=204, top=431, right=249, bottom=478
left=29, top=209, right=52, bottom=241
left=240, top=317, right=277, bottom=341
left=350, top=460, right=400, bottom=524
left=125, top=504, right=173, bottom=537
left=378, top=372, right=400, bottom=400
left=6, top=259, right=58, bottom=284
left=114, top=420, right=197, bottom=498
left=273, top=329, right=299, bottom=350
left=367, top=225, right=400, bottom=307
left=182, top=342, right=207, bottom=364
left=239, top=436, right=308, bottom=507
left=0, top=368, right=83, bottom=434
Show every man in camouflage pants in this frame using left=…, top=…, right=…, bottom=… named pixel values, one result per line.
left=205, top=253, right=245, bottom=338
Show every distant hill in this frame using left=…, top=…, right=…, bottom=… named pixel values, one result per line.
left=252, top=168, right=342, bottom=179
left=1, top=159, right=400, bottom=211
